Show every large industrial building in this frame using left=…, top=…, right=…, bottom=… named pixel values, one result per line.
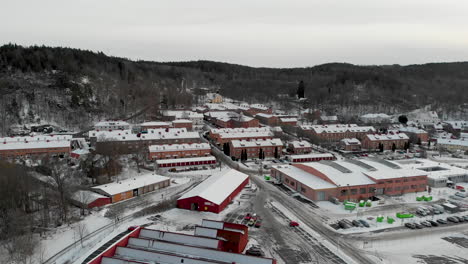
left=271, top=158, right=427, bottom=202
left=209, top=127, right=273, bottom=145
left=148, top=143, right=211, bottom=160
left=177, top=169, right=249, bottom=213
left=84, top=220, right=276, bottom=264
left=396, top=159, right=468, bottom=187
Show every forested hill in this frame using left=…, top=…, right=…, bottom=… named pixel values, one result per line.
left=1, top=44, right=468, bottom=133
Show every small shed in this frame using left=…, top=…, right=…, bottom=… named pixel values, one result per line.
left=71, top=190, right=111, bottom=208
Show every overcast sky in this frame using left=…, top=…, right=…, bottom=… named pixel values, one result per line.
left=1, top=0, right=468, bottom=67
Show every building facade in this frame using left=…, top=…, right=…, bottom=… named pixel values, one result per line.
left=229, top=138, right=283, bottom=159
left=300, top=124, right=375, bottom=142
left=361, top=132, right=409, bottom=150
left=148, top=143, right=211, bottom=160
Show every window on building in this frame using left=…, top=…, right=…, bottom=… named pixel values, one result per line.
left=387, top=180, right=393, bottom=184
left=403, top=186, right=409, bottom=190
left=395, top=186, right=401, bottom=191
left=360, top=188, right=366, bottom=194
left=395, top=180, right=401, bottom=183
left=351, top=189, right=357, bottom=195
left=291, top=181, right=295, bottom=186
left=386, top=187, right=393, bottom=192
left=341, top=190, right=347, bottom=196
left=301, top=187, right=306, bottom=193
left=419, top=184, right=426, bottom=188
left=285, top=178, right=289, bottom=183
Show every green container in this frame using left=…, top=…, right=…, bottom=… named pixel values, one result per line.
left=396, top=212, right=414, bottom=218
left=377, top=216, right=384, bottom=222
left=423, top=196, right=432, bottom=201
left=264, top=175, right=271, bottom=180
left=365, top=200, right=372, bottom=207
left=359, top=200, right=365, bottom=207
left=387, top=217, right=395, bottom=224
left=416, top=196, right=423, bottom=201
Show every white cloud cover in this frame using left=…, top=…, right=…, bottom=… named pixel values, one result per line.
left=1, top=0, right=468, bottom=67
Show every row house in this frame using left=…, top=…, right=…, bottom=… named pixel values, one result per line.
left=209, top=127, right=273, bottom=145
left=0, top=135, right=72, bottom=158
left=361, top=132, right=409, bottom=150
left=300, top=124, right=375, bottom=142
left=398, top=126, right=429, bottom=143
left=287, top=140, right=312, bottom=154
left=242, top=104, right=273, bottom=116
left=229, top=138, right=283, bottom=160
left=255, top=113, right=298, bottom=127
left=148, top=143, right=211, bottom=160
left=340, top=138, right=362, bottom=152
left=89, top=128, right=201, bottom=154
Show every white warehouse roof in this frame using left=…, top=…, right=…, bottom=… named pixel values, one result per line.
left=178, top=169, right=248, bottom=205
left=92, top=173, right=169, bottom=196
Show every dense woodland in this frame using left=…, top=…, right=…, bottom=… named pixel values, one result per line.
left=1, top=44, right=468, bottom=134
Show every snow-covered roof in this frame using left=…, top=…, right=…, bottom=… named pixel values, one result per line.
left=396, top=159, right=468, bottom=180
left=273, top=165, right=336, bottom=190
left=156, top=156, right=216, bottom=165
left=255, top=113, right=273, bottom=119
left=94, top=121, right=130, bottom=128
left=320, top=115, right=338, bottom=121
left=341, top=138, right=361, bottom=145
left=249, top=104, right=269, bottom=111
left=288, top=153, right=334, bottom=159
left=178, top=169, right=249, bottom=205
left=205, top=111, right=239, bottom=119
left=0, top=135, right=72, bottom=150
left=289, top=140, right=312, bottom=148
left=437, top=138, right=468, bottom=147
left=231, top=138, right=283, bottom=148
left=219, top=131, right=273, bottom=139
left=300, top=161, right=376, bottom=187
left=210, top=127, right=270, bottom=134
left=89, top=128, right=200, bottom=142
left=71, top=190, right=108, bottom=204
left=361, top=113, right=390, bottom=119
left=163, top=110, right=203, bottom=119
left=172, top=119, right=192, bottom=124
left=398, top=126, right=427, bottom=134
left=280, top=118, right=297, bottom=123
left=140, top=121, right=171, bottom=127
left=300, top=124, right=375, bottom=134
left=365, top=132, right=409, bottom=141
left=92, top=173, right=170, bottom=196
left=149, top=143, right=210, bottom=152
left=356, top=159, right=426, bottom=180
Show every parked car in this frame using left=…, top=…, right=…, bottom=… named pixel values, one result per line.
left=427, top=220, right=439, bottom=227
left=447, top=216, right=459, bottom=223
left=248, top=219, right=256, bottom=226
left=464, top=215, right=468, bottom=221
left=416, top=208, right=427, bottom=216
left=246, top=246, right=264, bottom=257
left=352, top=220, right=362, bottom=227
left=455, top=216, right=465, bottom=222
left=255, top=221, right=262, bottom=228
left=358, top=219, right=370, bottom=228
left=414, top=223, right=424, bottom=229
left=436, top=219, right=447, bottom=224
left=244, top=213, right=252, bottom=220
left=289, top=221, right=300, bottom=227
left=405, top=223, right=416, bottom=229
left=420, top=221, right=432, bottom=228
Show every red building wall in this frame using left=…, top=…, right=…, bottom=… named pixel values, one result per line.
left=88, top=197, right=112, bottom=208
left=177, top=177, right=249, bottom=214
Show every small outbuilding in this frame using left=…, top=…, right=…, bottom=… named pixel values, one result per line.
left=177, top=169, right=249, bottom=213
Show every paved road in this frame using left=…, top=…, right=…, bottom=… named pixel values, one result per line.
left=211, top=144, right=374, bottom=264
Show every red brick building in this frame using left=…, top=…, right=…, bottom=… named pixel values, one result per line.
left=177, top=169, right=249, bottom=213
left=300, top=124, right=375, bottom=142
left=0, top=135, right=72, bottom=158
left=148, top=143, right=211, bottom=160
left=229, top=138, right=283, bottom=159
left=140, top=121, right=171, bottom=130
left=398, top=126, right=430, bottom=143
left=271, top=159, right=427, bottom=202
left=279, top=117, right=298, bottom=127
left=209, top=127, right=273, bottom=145
left=361, top=132, right=409, bottom=150
left=242, top=104, right=272, bottom=116
left=172, top=119, right=193, bottom=131
left=340, top=138, right=362, bottom=152
left=288, top=140, right=312, bottom=154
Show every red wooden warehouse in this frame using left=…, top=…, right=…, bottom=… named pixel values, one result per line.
left=177, top=169, right=249, bottom=213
